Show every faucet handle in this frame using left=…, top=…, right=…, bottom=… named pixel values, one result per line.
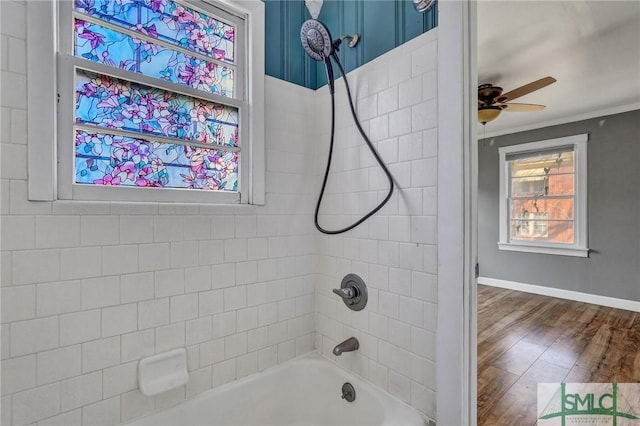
left=332, top=287, right=356, bottom=302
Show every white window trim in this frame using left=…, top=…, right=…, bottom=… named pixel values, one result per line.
left=27, top=0, right=264, bottom=205
left=498, top=134, right=589, bottom=257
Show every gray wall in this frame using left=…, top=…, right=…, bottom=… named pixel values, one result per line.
left=478, top=109, right=640, bottom=302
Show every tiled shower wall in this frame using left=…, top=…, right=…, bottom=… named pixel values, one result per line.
left=1, top=1, right=439, bottom=423
left=0, top=2, right=317, bottom=424
left=313, top=29, right=438, bottom=420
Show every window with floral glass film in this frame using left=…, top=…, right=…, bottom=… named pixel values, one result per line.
left=508, top=148, right=575, bottom=244
left=70, top=0, right=242, bottom=193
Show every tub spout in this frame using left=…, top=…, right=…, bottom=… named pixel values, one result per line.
left=333, top=337, right=359, bottom=356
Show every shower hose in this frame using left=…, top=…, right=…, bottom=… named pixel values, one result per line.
left=314, top=55, right=395, bottom=235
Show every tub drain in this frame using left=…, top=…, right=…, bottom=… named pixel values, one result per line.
left=341, top=382, right=356, bottom=402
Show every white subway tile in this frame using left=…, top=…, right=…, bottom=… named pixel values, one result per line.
left=199, top=337, right=225, bottom=366
left=2, top=284, right=35, bottom=322
left=102, top=303, right=137, bottom=337
left=121, top=329, right=154, bottom=363
left=120, top=215, right=154, bottom=244
left=223, top=286, right=246, bottom=311
left=211, top=216, right=235, bottom=240
left=223, top=239, right=247, bottom=263
left=138, top=243, right=170, bottom=272
left=60, top=371, right=102, bottom=411
left=80, top=216, right=119, bottom=246
left=411, top=99, right=437, bottom=132
left=412, top=380, right=436, bottom=417
left=170, top=293, right=198, bottom=323
left=103, top=361, right=137, bottom=398
left=389, top=319, right=411, bottom=351
left=37, top=409, right=82, bottom=426
left=411, top=327, right=435, bottom=360
left=399, top=242, right=424, bottom=271
left=224, top=332, right=247, bottom=359
left=1, top=354, right=35, bottom=395
left=212, top=311, right=236, bottom=338
left=235, top=215, right=256, bottom=238
left=210, top=263, right=234, bottom=289
left=237, top=351, right=257, bottom=379
left=120, top=272, right=154, bottom=303
left=37, top=345, right=81, bottom=385
left=138, top=298, right=170, bottom=330
left=248, top=327, right=268, bottom=352
left=154, top=216, right=183, bottom=242
left=411, top=40, right=437, bottom=77
left=0, top=2, right=26, bottom=39
left=0, top=142, right=27, bottom=179
left=197, top=240, right=224, bottom=265
left=11, top=316, right=58, bottom=357
left=60, top=247, right=102, bottom=280
left=82, top=336, right=120, bottom=373
left=235, top=261, right=257, bottom=285
left=1, top=323, right=9, bottom=359
left=399, top=296, right=424, bottom=327
left=12, top=383, right=60, bottom=426
left=170, top=241, right=199, bottom=268
left=155, top=322, right=184, bottom=353
left=212, top=359, right=236, bottom=387
left=35, top=280, right=80, bottom=317
left=81, top=276, right=119, bottom=310
left=82, top=396, right=120, bottom=426
left=186, top=317, right=212, bottom=345
left=258, top=346, right=277, bottom=371
left=1, top=215, right=34, bottom=250
left=183, top=216, right=211, bottom=241
left=36, top=216, right=80, bottom=249
left=155, top=269, right=184, bottom=298
left=378, top=86, right=398, bottom=115
left=121, top=390, right=154, bottom=423
left=184, top=266, right=211, bottom=293
left=60, top=310, right=101, bottom=346
left=186, top=366, right=211, bottom=398
left=236, top=307, right=258, bottom=332
left=378, top=340, right=399, bottom=371
left=103, top=245, right=138, bottom=276
left=198, top=289, right=223, bottom=317
left=12, top=249, right=60, bottom=285
left=388, top=370, right=411, bottom=403
left=368, top=360, right=388, bottom=390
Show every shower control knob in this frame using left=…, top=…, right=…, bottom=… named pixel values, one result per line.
left=332, top=274, right=368, bottom=311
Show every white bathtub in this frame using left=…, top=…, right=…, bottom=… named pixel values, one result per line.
left=127, top=352, right=428, bottom=426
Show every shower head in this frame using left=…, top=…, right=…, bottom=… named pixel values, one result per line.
left=412, top=0, right=436, bottom=13
left=301, top=19, right=336, bottom=94
left=300, top=19, right=333, bottom=62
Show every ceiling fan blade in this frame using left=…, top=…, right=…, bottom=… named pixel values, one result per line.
left=501, top=103, right=546, bottom=112
left=496, top=77, right=556, bottom=103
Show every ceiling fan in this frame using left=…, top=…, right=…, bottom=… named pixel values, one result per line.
left=478, top=76, right=556, bottom=124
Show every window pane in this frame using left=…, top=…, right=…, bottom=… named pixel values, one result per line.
left=75, top=70, right=239, bottom=147
left=511, top=219, right=574, bottom=244
left=75, top=19, right=233, bottom=96
left=75, top=0, right=235, bottom=63
left=75, top=130, right=238, bottom=191
left=510, top=150, right=575, bottom=196
left=510, top=197, right=574, bottom=221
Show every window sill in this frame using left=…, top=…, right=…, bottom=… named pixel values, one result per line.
left=497, top=242, right=589, bottom=258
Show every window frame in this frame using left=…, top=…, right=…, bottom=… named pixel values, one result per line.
left=497, top=134, right=589, bottom=257
left=27, top=0, right=265, bottom=205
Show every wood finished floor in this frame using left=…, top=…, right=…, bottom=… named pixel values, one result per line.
left=477, top=284, right=640, bottom=426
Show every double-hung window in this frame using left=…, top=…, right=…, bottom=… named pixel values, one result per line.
left=498, top=134, right=589, bottom=257
left=27, top=0, right=264, bottom=204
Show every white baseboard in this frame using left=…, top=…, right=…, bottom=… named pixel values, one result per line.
left=477, top=277, right=640, bottom=313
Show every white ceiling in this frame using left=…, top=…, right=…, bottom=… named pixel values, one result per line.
left=477, top=0, right=640, bottom=137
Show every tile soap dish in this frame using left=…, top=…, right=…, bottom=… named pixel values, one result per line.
left=138, top=348, right=189, bottom=396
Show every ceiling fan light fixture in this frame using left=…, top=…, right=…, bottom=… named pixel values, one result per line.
left=478, top=106, right=502, bottom=124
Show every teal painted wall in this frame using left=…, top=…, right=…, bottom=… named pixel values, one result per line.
left=264, top=0, right=437, bottom=90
